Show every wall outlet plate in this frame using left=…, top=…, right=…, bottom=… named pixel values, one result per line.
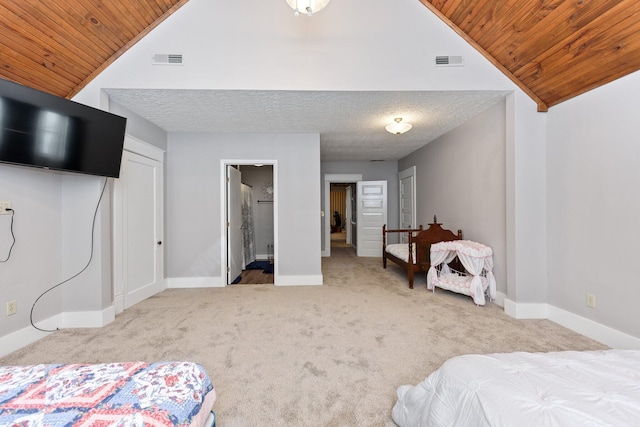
left=586, top=294, right=596, bottom=308
left=6, top=300, right=17, bottom=316
left=0, top=201, right=11, bottom=214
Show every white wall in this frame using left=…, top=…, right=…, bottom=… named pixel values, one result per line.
left=398, top=101, right=507, bottom=295
left=166, top=133, right=321, bottom=284
left=109, top=101, right=168, bottom=151
left=546, top=70, right=640, bottom=340
left=73, top=0, right=514, bottom=108
left=0, top=166, right=62, bottom=337
left=0, top=96, right=166, bottom=354
left=505, top=92, right=548, bottom=305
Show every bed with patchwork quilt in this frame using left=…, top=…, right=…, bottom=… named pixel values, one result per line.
left=0, top=361, right=216, bottom=427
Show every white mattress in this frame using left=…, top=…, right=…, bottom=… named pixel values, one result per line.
left=386, top=243, right=416, bottom=263
left=392, top=349, right=640, bottom=427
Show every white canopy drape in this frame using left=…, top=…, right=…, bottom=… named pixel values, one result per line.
left=427, top=240, right=496, bottom=305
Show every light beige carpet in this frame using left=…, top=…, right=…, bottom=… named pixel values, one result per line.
left=330, top=231, right=350, bottom=248
left=1, top=247, right=606, bottom=426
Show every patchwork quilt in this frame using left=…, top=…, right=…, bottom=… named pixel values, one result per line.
left=0, top=361, right=215, bottom=427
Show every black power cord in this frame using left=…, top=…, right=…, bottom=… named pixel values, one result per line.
left=30, top=177, right=108, bottom=333
left=0, top=208, right=15, bottom=263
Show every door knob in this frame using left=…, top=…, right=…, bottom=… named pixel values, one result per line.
left=157, top=241, right=162, bottom=245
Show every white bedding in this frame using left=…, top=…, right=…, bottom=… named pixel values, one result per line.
left=386, top=243, right=416, bottom=263
left=392, top=349, right=640, bottom=427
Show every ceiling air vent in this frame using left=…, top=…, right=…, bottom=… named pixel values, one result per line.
left=435, top=55, right=464, bottom=67
left=152, top=54, right=184, bottom=65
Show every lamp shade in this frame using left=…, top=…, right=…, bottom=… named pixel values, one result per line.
left=385, top=118, right=412, bottom=135
left=286, top=0, right=330, bottom=16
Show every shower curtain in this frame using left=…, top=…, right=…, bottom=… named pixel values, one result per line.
left=241, top=183, right=256, bottom=268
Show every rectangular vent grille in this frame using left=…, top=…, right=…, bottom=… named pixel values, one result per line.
left=435, top=55, right=464, bottom=67
left=152, top=54, right=184, bottom=65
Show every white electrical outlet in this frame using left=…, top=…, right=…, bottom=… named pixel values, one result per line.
left=0, top=201, right=11, bottom=215
left=6, top=300, right=17, bottom=316
left=586, top=294, right=596, bottom=309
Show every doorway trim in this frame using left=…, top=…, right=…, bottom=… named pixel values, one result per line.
left=323, top=173, right=362, bottom=257
left=220, top=159, right=278, bottom=285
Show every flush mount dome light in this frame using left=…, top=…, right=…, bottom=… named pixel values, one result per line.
left=285, top=0, right=330, bottom=16
left=385, top=117, right=412, bottom=135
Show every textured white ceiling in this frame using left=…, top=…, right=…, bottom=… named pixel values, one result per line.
left=105, top=89, right=510, bottom=161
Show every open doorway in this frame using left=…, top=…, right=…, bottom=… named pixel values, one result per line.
left=330, top=183, right=354, bottom=250
left=323, top=174, right=388, bottom=258
left=323, top=173, right=362, bottom=257
left=224, top=163, right=275, bottom=285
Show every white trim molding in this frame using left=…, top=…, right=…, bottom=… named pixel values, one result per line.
left=504, top=299, right=640, bottom=349
left=167, top=277, right=225, bottom=288
left=61, top=306, right=116, bottom=328
left=0, top=307, right=116, bottom=358
left=123, top=134, right=165, bottom=161
left=275, top=275, right=323, bottom=286
left=503, top=299, right=548, bottom=319
left=0, top=321, right=57, bottom=358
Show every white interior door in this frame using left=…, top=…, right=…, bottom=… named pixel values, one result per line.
left=115, top=148, right=164, bottom=310
left=227, top=166, right=243, bottom=284
left=356, top=180, right=387, bottom=257
left=399, top=167, right=416, bottom=243
left=345, top=185, right=352, bottom=245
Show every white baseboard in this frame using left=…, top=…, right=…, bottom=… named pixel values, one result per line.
left=547, top=305, right=640, bottom=350
left=167, top=277, right=225, bottom=288
left=322, top=249, right=330, bottom=257
left=61, top=306, right=115, bottom=328
left=492, top=291, right=506, bottom=308
left=0, top=307, right=116, bottom=358
left=114, top=293, right=124, bottom=315
left=503, top=299, right=640, bottom=349
left=503, top=299, right=548, bottom=319
left=275, top=275, right=323, bottom=286
left=0, top=320, right=56, bottom=358
left=167, top=275, right=323, bottom=287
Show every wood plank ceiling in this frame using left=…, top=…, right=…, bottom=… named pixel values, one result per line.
left=419, top=0, right=640, bottom=111
left=1, top=0, right=639, bottom=111
left=0, top=0, right=189, bottom=99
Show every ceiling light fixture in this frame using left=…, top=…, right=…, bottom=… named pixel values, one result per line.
left=285, top=0, right=330, bottom=16
left=385, top=117, right=412, bottom=135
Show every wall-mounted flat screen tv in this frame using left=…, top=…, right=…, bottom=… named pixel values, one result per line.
left=0, top=78, right=127, bottom=178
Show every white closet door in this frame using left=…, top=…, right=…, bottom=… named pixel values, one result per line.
left=115, top=148, right=164, bottom=310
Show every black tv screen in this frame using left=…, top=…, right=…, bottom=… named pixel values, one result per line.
left=0, top=78, right=127, bottom=178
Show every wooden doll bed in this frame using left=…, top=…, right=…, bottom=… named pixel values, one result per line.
left=383, top=217, right=462, bottom=289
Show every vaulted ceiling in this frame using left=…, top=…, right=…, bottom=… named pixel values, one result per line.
left=419, top=0, right=640, bottom=111
left=0, top=0, right=188, bottom=99
left=1, top=0, right=640, bottom=111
